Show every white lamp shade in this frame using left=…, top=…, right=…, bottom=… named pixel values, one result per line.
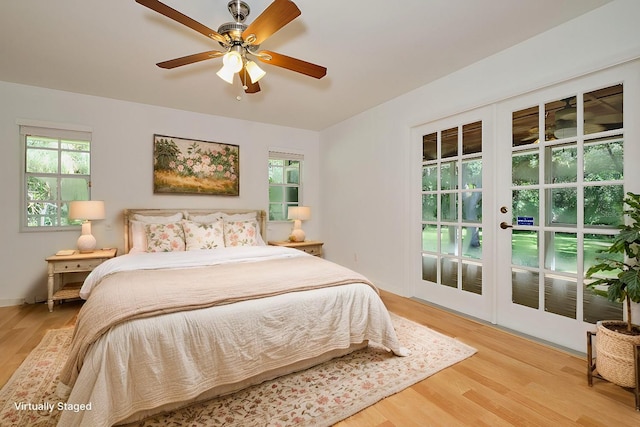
left=217, top=64, right=236, bottom=84
left=223, top=50, right=243, bottom=73
left=245, top=60, right=266, bottom=84
left=69, top=200, right=105, bottom=220
left=288, top=206, right=311, bottom=221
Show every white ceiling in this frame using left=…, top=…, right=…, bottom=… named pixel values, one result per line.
left=0, top=0, right=612, bottom=131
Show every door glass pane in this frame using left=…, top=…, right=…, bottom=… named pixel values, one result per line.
left=462, top=191, right=482, bottom=223
left=512, top=268, right=539, bottom=309
left=512, top=106, right=539, bottom=147
left=462, top=121, right=482, bottom=155
left=512, top=151, right=539, bottom=185
left=462, top=260, right=482, bottom=294
left=462, top=159, right=482, bottom=189
left=544, top=232, right=577, bottom=273
left=441, top=193, right=457, bottom=221
left=422, top=194, right=437, bottom=221
left=547, top=188, right=577, bottom=225
left=512, top=189, right=539, bottom=225
left=422, top=254, right=437, bottom=282
left=584, top=288, right=622, bottom=323
left=546, top=96, right=577, bottom=140
left=440, top=225, right=457, bottom=255
left=584, top=84, right=623, bottom=135
left=548, top=144, right=577, bottom=184
left=544, top=274, right=576, bottom=318
left=423, top=133, right=437, bottom=161
left=440, top=161, right=458, bottom=190
left=584, top=234, right=619, bottom=273
left=584, top=137, right=623, bottom=181
left=512, top=230, right=538, bottom=268
left=584, top=185, right=624, bottom=226
left=441, top=257, right=458, bottom=288
left=441, top=127, right=458, bottom=158
left=462, top=227, right=481, bottom=259
left=422, top=166, right=437, bottom=191
left=422, top=224, right=438, bottom=252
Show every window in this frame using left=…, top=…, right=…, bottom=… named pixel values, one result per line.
left=20, top=123, right=92, bottom=230
left=268, top=151, right=303, bottom=221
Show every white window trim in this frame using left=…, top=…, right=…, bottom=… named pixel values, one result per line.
left=19, top=120, right=93, bottom=232
left=268, top=149, right=304, bottom=222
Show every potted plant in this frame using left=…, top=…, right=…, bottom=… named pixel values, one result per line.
left=586, top=191, right=640, bottom=388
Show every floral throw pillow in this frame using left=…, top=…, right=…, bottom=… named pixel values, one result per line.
left=145, top=222, right=185, bottom=252
left=224, top=219, right=260, bottom=247
left=182, top=219, right=225, bottom=250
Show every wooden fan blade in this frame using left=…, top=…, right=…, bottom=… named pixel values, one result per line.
left=136, top=0, right=228, bottom=45
left=242, top=0, right=301, bottom=45
left=239, top=68, right=261, bottom=93
left=257, top=50, right=326, bottom=79
left=157, top=50, right=225, bottom=69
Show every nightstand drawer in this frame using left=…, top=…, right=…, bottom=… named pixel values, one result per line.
left=300, top=245, right=322, bottom=256
left=52, top=259, right=104, bottom=273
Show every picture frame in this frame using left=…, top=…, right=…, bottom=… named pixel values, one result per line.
left=153, top=134, right=239, bottom=196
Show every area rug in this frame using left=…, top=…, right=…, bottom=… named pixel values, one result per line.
left=0, top=314, right=476, bottom=427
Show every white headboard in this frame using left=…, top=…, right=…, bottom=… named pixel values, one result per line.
left=123, top=208, right=267, bottom=253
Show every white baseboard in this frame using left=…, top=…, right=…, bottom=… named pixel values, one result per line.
left=0, top=298, right=26, bottom=307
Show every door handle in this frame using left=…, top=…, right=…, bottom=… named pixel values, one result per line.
left=500, top=221, right=513, bottom=229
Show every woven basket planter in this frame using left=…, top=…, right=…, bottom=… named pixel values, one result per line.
left=596, top=320, right=640, bottom=388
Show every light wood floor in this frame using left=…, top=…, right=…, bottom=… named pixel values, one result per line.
left=1, top=293, right=639, bottom=426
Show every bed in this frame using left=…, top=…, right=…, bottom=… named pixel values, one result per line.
left=55, top=208, right=407, bottom=426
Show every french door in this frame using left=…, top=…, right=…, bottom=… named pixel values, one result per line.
left=413, top=61, right=639, bottom=352
left=412, top=107, right=496, bottom=322
left=495, top=66, right=638, bottom=352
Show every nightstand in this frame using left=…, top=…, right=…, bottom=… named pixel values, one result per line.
left=45, top=248, right=117, bottom=312
left=268, top=240, right=324, bottom=257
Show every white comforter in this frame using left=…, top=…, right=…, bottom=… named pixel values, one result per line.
left=58, top=247, right=406, bottom=426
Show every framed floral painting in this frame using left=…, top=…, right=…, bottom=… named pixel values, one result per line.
left=153, top=134, right=239, bottom=196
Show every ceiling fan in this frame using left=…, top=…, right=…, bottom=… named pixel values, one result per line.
left=135, top=0, right=327, bottom=94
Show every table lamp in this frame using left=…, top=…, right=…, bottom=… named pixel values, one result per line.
left=69, top=200, right=105, bottom=253
left=287, top=206, right=311, bottom=242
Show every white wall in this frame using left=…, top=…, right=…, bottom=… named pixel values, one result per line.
left=319, top=0, right=640, bottom=296
left=0, top=83, right=320, bottom=305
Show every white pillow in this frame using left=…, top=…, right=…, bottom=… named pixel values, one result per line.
left=133, top=212, right=184, bottom=223
left=182, top=219, right=225, bottom=250
left=186, top=212, right=224, bottom=224
left=129, top=212, right=184, bottom=253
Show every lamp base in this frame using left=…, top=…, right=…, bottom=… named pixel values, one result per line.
left=289, top=228, right=306, bottom=242
left=77, top=235, right=97, bottom=253
left=77, top=221, right=97, bottom=253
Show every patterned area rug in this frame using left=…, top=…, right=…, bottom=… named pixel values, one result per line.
left=0, top=314, right=476, bottom=426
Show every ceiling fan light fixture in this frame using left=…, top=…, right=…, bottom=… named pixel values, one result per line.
left=222, top=50, right=243, bottom=73
left=216, top=64, right=236, bottom=84
left=245, top=60, right=266, bottom=83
